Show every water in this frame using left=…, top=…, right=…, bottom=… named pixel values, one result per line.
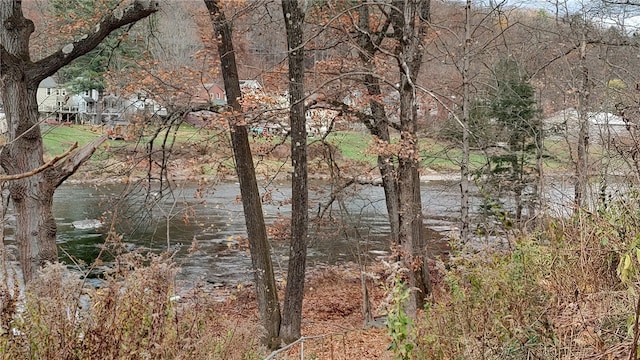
left=5, top=180, right=465, bottom=285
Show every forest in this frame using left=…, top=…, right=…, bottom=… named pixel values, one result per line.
left=2, top=0, right=640, bottom=358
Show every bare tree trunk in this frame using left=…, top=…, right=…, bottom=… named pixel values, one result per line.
left=377, top=128, right=400, bottom=243
left=204, top=0, right=281, bottom=348
left=0, top=56, right=57, bottom=281
left=357, top=3, right=400, bottom=242
left=0, top=1, right=157, bottom=282
left=575, top=32, right=589, bottom=210
left=389, top=0, right=432, bottom=314
left=281, top=0, right=308, bottom=343
left=460, top=0, right=472, bottom=244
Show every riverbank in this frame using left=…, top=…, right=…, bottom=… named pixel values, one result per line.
left=41, top=124, right=579, bottom=187
left=196, top=261, right=397, bottom=359
left=5, top=203, right=635, bottom=358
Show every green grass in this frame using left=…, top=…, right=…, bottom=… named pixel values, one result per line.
left=138, top=123, right=214, bottom=146
left=41, top=125, right=574, bottom=175
left=542, top=138, right=572, bottom=171
left=41, top=124, right=103, bottom=156
left=325, top=131, right=376, bottom=164
left=420, top=140, right=485, bottom=172
left=41, top=123, right=215, bottom=156
left=327, top=131, right=491, bottom=172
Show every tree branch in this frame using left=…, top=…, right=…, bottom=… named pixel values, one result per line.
left=28, top=0, right=159, bottom=84
left=49, top=134, right=108, bottom=188
left=0, top=142, right=77, bottom=182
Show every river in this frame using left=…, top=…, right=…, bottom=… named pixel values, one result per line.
left=3, top=179, right=473, bottom=286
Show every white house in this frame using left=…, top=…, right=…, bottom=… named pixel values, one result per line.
left=67, top=88, right=99, bottom=113
left=239, top=79, right=262, bottom=93
left=543, top=108, right=631, bottom=143
left=37, top=76, right=67, bottom=113
left=37, top=77, right=103, bottom=123
left=126, top=92, right=168, bottom=117
left=588, top=112, right=629, bottom=140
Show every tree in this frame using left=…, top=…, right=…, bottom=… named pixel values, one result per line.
left=305, top=0, right=433, bottom=313
left=356, top=1, right=401, bottom=244
left=388, top=0, right=432, bottom=313
left=53, top=0, right=149, bottom=123
left=205, top=0, right=311, bottom=346
left=0, top=0, right=159, bottom=282
left=483, top=58, right=541, bottom=222
left=203, top=0, right=281, bottom=349
left=573, top=15, right=591, bottom=209
left=281, top=0, right=308, bottom=343
left=460, top=0, right=472, bottom=244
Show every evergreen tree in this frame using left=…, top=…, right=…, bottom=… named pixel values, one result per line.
left=481, top=59, right=541, bottom=223
left=51, top=0, right=149, bottom=121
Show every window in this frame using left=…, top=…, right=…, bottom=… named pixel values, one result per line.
left=84, top=90, right=90, bottom=97
left=46, top=88, right=52, bottom=96
left=55, top=89, right=60, bottom=96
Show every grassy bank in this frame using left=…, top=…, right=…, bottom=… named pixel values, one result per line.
left=41, top=125, right=574, bottom=180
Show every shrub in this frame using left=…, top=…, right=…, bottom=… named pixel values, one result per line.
left=0, top=253, right=262, bottom=359
left=415, top=202, right=639, bottom=359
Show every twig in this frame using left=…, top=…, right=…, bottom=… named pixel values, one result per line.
left=264, top=334, right=327, bottom=360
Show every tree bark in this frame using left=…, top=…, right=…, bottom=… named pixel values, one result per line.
left=357, top=3, right=400, bottom=243
left=575, top=31, right=589, bottom=210
left=389, top=0, right=432, bottom=314
left=0, top=0, right=158, bottom=282
left=204, top=0, right=281, bottom=349
left=460, top=0, right=472, bottom=244
left=281, top=0, right=308, bottom=343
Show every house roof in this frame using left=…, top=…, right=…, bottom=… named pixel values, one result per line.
left=39, top=77, right=58, bottom=88
left=204, top=83, right=224, bottom=91
left=239, top=80, right=261, bottom=89
left=588, top=112, right=625, bottom=126
left=544, top=108, right=626, bottom=127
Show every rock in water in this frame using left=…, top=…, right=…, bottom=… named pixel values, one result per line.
left=72, top=219, right=103, bottom=230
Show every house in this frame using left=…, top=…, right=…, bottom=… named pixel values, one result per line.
left=67, top=89, right=99, bottom=117
left=136, top=92, right=168, bottom=116
left=543, top=108, right=631, bottom=143
left=96, top=92, right=167, bottom=122
left=36, top=76, right=105, bottom=123
left=188, top=80, right=265, bottom=107
left=239, top=80, right=262, bottom=93
left=37, top=76, right=67, bottom=113
left=202, top=83, right=227, bottom=105
left=589, top=112, right=629, bottom=140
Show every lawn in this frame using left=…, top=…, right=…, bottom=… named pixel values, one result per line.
left=41, top=125, right=572, bottom=176
left=41, top=124, right=104, bottom=156
left=325, top=131, right=489, bottom=172
left=419, top=140, right=487, bottom=172
left=324, top=131, right=376, bottom=164
left=41, top=123, right=216, bottom=156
